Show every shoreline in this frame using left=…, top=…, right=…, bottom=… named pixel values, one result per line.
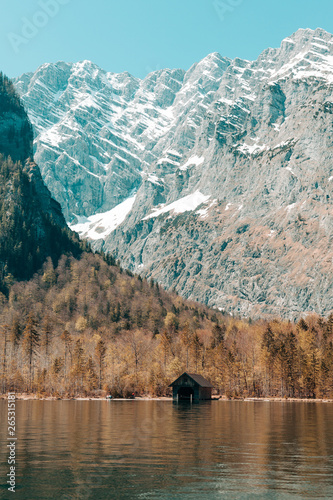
left=1, top=394, right=333, bottom=403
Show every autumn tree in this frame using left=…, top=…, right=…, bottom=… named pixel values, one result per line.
left=261, top=324, right=277, bottom=396
left=85, top=356, right=98, bottom=392
left=191, top=332, right=203, bottom=373
left=71, top=339, right=86, bottom=394
left=22, top=313, right=40, bottom=391
left=41, top=315, right=53, bottom=361
left=298, top=326, right=320, bottom=397
left=180, top=322, right=191, bottom=369
left=1, top=325, right=9, bottom=392
left=211, top=323, right=226, bottom=348
left=95, top=339, right=106, bottom=389
left=60, top=329, right=72, bottom=383
left=10, top=316, right=21, bottom=351
left=158, top=329, right=173, bottom=372
left=51, top=357, right=63, bottom=393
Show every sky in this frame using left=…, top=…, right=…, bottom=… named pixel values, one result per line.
left=2, top=0, right=333, bottom=79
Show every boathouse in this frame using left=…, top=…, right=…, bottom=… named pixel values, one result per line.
left=169, top=372, right=213, bottom=402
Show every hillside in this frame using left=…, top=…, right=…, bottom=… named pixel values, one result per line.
left=15, top=28, right=333, bottom=319
left=0, top=75, right=83, bottom=295
left=1, top=251, right=333, bottom=399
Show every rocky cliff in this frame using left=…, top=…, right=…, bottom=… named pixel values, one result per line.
left=15, top=28, right=333, bottom=319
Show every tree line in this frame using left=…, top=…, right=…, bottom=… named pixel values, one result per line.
left=0, top=251, right=332, bottom=399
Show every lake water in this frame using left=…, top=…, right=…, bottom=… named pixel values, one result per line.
left=1, top=400, right=333, bottom=499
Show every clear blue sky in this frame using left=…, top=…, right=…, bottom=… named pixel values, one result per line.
left=2, top=0, right=333, bottom=79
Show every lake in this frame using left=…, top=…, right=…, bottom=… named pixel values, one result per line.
left=1, top=400, right=333, bottom=499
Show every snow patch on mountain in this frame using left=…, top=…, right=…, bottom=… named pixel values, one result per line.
left=179, top=155, right=204, bottom=171
left=147, top=173, right=164, bottom=185
left=196, top=199, right=217, bottom=218
left=143, top=191, right=210, bottom=220
left=238, top=140, right=268, bottom=155
left=70, top=195, right=136, bottom=240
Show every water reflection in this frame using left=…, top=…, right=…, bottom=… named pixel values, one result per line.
left=1, top=401, right=333, bottom=499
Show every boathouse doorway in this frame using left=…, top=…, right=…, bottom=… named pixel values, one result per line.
left=178, top=386, right=194, bottom=401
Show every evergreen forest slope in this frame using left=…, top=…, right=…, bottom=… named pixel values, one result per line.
left=0, top=74, right=83, bottom=294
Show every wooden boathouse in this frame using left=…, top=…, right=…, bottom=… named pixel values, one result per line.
left=169, top=372, right=213, bottom=402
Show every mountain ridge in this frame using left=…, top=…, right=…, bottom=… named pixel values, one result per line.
left=14, top=28, right=333, bottom=319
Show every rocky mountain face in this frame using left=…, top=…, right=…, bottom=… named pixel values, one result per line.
left=15, top=28, right=333, bottom=319
left=14, top=61, right=187, bottom=221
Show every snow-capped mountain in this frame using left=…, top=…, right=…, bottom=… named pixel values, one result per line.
left=15, top=28, right=333, bottom=319
left=15, top=60, right=187, bottom=221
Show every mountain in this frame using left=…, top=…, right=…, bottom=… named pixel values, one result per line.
left=15, top=28, right=333, bottom=319
left=14, top=61, right=187, bottom=221
left=1, top=80, right=333, bottom=403
left=0, top=74, right=82, bottom=293
left=0, top=74, right=233, bottom=399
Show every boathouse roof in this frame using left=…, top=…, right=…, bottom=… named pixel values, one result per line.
left=169, top=372, right=214, bottom=388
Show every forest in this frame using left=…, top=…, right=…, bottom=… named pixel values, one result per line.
left=0, top=77, right=86, bottom=295
left=0, top=154, right=84, bottom=295
left=1, top=251, right=332, bottom=399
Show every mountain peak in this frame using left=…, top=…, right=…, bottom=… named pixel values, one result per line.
left=73, top=59, right=101, bottom=71
left=282, top=27, right=333, bottom=46
left=197, top=51, right=231, bottom=67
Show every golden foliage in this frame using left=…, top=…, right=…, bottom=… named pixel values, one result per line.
left=0, top=252, right=332, bottom=398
